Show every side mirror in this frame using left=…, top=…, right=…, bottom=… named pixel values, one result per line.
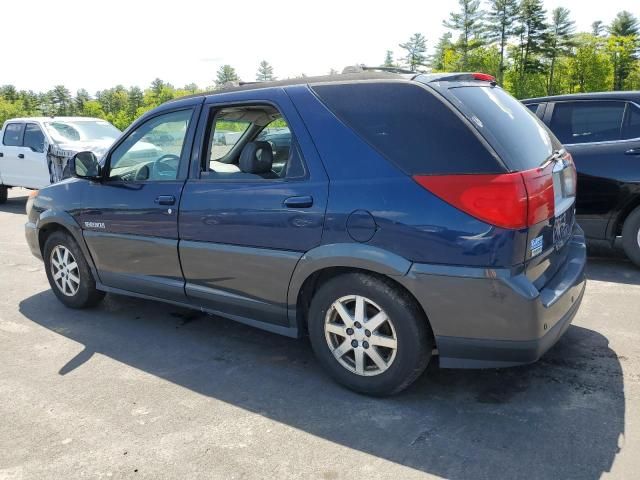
left=70, top=151, right=101, bottom=180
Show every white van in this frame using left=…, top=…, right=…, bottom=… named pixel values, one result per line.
left=0, top=117, right=122, bottom=203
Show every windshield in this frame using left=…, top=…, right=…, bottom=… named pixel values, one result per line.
left=44, top=120, right=121, bottom=143
left=447, top=86, right=562, bottom=171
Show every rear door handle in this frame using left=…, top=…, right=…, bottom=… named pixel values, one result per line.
left=155, top=195, right=176, bottom=205
left=0, top=152, right=3, bottom=157
left=283, top=195, right=313, bottom=208
left=18, top=153, right=24, bottom=159
left=625, top=148, right=640, bottom=155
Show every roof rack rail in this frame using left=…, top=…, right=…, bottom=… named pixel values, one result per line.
left=359, top=65, right=418, bottom=75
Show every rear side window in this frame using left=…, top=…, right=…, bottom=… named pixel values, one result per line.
left=550, top=101, right=625, bottom=144
left=448, top=86, right=559, bottom=171
left=2, top=123, right=24, bottom=146
left=623, top=103, right=640, bottom=140
left=23, top=123, right=45, bottom=153
left=312, top=82, right=502, bottom=174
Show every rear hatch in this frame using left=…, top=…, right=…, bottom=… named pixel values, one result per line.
left=418, top=75, right=577, bottom=287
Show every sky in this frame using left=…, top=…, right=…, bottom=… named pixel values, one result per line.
left=2, top=0, right=638, bottom=94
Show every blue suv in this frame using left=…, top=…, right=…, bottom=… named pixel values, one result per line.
left=25, top=71, right=587, bottom=395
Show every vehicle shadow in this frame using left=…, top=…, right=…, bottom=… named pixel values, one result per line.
left=18, top=290, right=624, bottom=479
left=587, top=256, right=640, bottom=285
left=0, top=194, right=27, bottom=215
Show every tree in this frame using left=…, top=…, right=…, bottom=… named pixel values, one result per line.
left=609, top=11, right=639, bottom=37
left=568, top=33, right=611, bottom=92
left=486, top=0, right=519, bottom=84
left=608, top=35, right=638, bottom=90
left=74, top=89, right=90, bottom=113
left=399, top=33, right=428, bottom=72
left=216, top=65, right=240, bottom=87
left=0, top=85, right=18, bottom=102
left=432, top=32, right=455, bottom=71
left=127, top=86, right=144, bottom=117
left=328, top=68, right=339, bottom=75
left=443, top=0, right=486, bottom=70
left=511, top=0, right=549, bottom=98
left=383, top=50, right=394, bottom=67
left=546, top=7, right=575, bottom=95
left=256, top=60, right=275, bottom=81
left=592, top=20, right=604, bottom=37
left=50, top=85, right=72, bottom=116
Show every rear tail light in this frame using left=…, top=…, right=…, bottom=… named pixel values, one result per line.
left=414, top=164, right=555, bottom=230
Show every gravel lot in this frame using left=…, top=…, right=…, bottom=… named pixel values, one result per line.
left=1, top=187, right=639, bottom=480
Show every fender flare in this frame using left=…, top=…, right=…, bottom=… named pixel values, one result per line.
left=286, top=243, right=412, bottom=327
left=37, top=210, right=99, bottom=279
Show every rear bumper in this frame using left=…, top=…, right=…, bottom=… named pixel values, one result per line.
left=400, top=226, right=587, bottom=368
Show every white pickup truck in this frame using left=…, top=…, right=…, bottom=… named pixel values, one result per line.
left=0, top=117, right=124, bottom=203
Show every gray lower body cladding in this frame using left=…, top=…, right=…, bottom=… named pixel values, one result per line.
left=400, top=226, right=587, bottom=368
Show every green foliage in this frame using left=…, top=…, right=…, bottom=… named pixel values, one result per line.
left=256, top=60, right=275, bottom=81
left=443, top=0, right=486, bottom=70
left=486, top=0, right=520, bottom=83
left=545, top=7, right=575, bottom=94
left=383, top=50, right=395, bottom=67
left=399, top=33, right=428, bottom=72
left=215, top=65, right=240, bottom=87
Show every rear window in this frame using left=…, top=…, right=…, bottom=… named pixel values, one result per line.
left=448, top=86, right=559, bottom=171
left=311, top=82, right=502, bottom=174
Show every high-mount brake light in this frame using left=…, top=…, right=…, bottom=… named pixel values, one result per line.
left=472, top=73, right=496, bottom=82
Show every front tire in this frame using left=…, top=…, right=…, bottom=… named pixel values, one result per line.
left=622, top=207, right=640, bottom=268
left=0, top=186, right=7, bottom=204
left=308, top=272, right=432, bottom=396
left=43, top=231, right=105, bottom=308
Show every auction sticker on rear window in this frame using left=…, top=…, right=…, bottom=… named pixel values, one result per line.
left=530, top=235, right=543, bottom=257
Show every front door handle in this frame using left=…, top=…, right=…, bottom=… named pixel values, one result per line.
left=625, top=148, right=640, bottom=155
left=18, top=153, right=24, bottom=159
left=0, top=152, right=4, bottom=157
left=155, top=195, right=176, bottom=205
left=284, top=195, right=313, bottom=208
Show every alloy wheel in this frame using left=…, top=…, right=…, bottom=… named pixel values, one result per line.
left=50, top=245, right=80, bottom=297
left=324, top=295, right=398, bottom=376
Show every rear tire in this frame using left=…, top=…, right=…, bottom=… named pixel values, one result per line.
left=307, top=272, right=432, bottom=396
left=0, top=186, right=7, bottom=204
left=43, top=231, right=105, bottom=308
left=622, top=207, right=640, bottom=268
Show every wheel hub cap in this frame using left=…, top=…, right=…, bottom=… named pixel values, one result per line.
left=324, top=295, right=397, bottom=377
left=50, top=245, right=80, bottom=297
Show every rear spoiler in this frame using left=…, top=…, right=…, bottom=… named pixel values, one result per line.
left=416, top=72, right=498, bottom=85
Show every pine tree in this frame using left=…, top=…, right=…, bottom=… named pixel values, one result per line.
left=546, top=7, right=575, bottom=95
left=431, top=33, right=454, bottom=71
left=512, top=0, right=549, bottom=97
left=608, top=11, right=639, bottom=37
left=486, top=0, right=519, bottom=84
left=592, top=20, right=604, bottom=37
left=399, top=33, right=428, bottom=72
left=608, top=11, right=639, bottom=89
left=216, top=65, right=240, bottom=87
left=443, top=0, right=486, bottom=70
left=383, top=50, right=394, bottom=67
left=74, top=89, right=90, bottom=114
left=50, top=85, right=72, bottom=116
left=256, top=60, right=275, bottom=81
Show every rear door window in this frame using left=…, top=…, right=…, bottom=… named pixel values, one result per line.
left=623, top=103, right=640, bottom=140
left=447, top=86, right=559, bottom=171
left=312, top=82, right=503, bottom=174
left=550, top=101, right=625, bottom=144
left=2, top=123, right=24, bottom=146
left=23, top=123, right=45, bottom=153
